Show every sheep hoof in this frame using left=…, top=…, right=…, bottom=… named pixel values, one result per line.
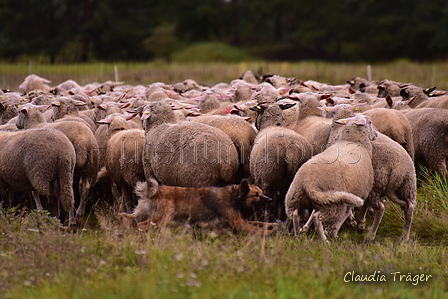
left=357, top=222, right=366, bottom=233
left=299, top=225, right=309, bottom=233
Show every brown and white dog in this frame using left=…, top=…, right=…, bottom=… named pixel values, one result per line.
left=120, top=178, right=276, bottom=234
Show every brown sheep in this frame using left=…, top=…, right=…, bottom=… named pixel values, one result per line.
left=142, top=101, right=239, bottom=188
left=290, top=92, right=333, bottom=155
left=0, top=128, right=76, bottom=226
left=249, top=102, right=312, bottom=220
left=189, top=114, right=257, bottom=181
left=357, top=133, right=416, bottom=243
left=16, top=103, right=99, bottom=218
left=362, top=108, right=415, bottom=160
left=97, top=113, right=145, bottom=212
left=402, top=108, right=448, bottom=179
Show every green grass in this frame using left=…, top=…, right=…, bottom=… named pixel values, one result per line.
left=2, top=175, right=448, bottom=299
left=1, top=60, right=448, bottom=92
left=2, top=61, right=448, bottom=297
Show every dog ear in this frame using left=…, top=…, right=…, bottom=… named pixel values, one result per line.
left=240, top=179, right=250, bottom=195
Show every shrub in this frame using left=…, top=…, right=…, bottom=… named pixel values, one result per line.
left=171, top=42, right=256, bottom=62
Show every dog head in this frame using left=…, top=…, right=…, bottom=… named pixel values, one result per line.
left=237, top=179, right=272, bottom=209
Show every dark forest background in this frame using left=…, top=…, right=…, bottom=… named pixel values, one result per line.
left=1, top=0, right=448, bottom=63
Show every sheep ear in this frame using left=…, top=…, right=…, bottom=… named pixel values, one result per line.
left=187, top=111, right=201, bottom=117
left=347, top=79, right=355, bottom=85
left=353, top=117, right=367, bottom=127
left=97, top=104, right=106, bottom=110
left=249, top=104, right=265, bottom=112
left=399, top=88, right=409, bottom=98
left=407, top=96, right=417, bottom=106
left=351, top=102, right=366, bottom=111
left=120, top=102, right=131, bottom=109
left=320, top=94, right=332, bottom=100
left=334, top=118, right=348, bottom=125
left=141, top=110, right=151, bottom=120
left=326, top=98, right=335, bottom=105
left=348, top=87, right=356, bottom=94
left=20, top=107, right=28, bottom=114
left=170, top=105, right=184, bottom=110
left=97, top=117, right=112, bottom=124
left=386, top=96, right=393, bottom=108
left=124, top=113, right=138, bottom=121
left=424, top=87, right=437, bottom=96
left=279, top=102, right=296, bottom=110
left=233, top=105, right=244, bottom=112
left=190, top=96, right=205, bottom=102
left=74, top=100, right=87, bottom=106
left=52, top=101, right=60, bottom=107
left=242, top=117, right=252, bottom=122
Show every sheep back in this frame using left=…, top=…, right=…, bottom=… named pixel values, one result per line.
left=143, top=122, right=239, bottom=187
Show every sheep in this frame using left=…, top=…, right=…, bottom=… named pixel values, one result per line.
left=228, top=79, right=254, bottom=103
left=0, top=128, right=76, bottom=226
left=97, top=113, right=145, bottom=212
left=290, top=92, right=333, bottom=155
left=189, top=114, right=257, bottom=181
left=346, top=77, right=378, bottom=94
left=16, top=103, right=99, bottom=218
left=142, top=101, right=239, bottom=188
left=285, top=114, right=377, bottom=242
left=249, top=102, right=312, bottom=220
left=18, top=74, right=52, bottom=94
left=93, top=101, right=141, bottom=168
left=0, top=101, right=19, bottom=125
left=240, top=70, right=260, bottom=85
left=362, top=108, right=415, bottom=159
left=377, top=79, right=411, bottom=98
left=325, top=106, right=416, bottom=242
left=401, top=108, right=448, bottom=179
left=357, top=133, right=416, bottom=242
left=50, top=97, right=96, bottom=133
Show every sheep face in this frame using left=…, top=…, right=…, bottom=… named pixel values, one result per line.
left=250, top=102, right=296, bottom=131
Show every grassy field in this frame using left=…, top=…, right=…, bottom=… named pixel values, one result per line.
left=1, top=60, right=448, bottom=91
left=1, top=61, right=448, bottom=298
left=1, top=175, right=448, bottom=298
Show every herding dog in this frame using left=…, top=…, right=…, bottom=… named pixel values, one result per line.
left=120, top=178, right=276, bottom=234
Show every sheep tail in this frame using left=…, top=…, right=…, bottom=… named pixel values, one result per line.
left=134, top=178, right=159, bottom=199
left=307, top=189, right=364, bottom=207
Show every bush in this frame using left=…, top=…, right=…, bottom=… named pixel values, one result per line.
left=171, top=42, right=256, bottom=62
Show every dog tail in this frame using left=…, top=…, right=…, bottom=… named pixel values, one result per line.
left=307, top=189, right=364, bottom=207
left=134, top=178, right=159, bottom=199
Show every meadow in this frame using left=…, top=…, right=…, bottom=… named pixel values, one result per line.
left=1, top=61, right=448, bottom=298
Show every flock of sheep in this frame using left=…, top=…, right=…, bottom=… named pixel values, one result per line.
left=1, top=71, right=447, bottom=242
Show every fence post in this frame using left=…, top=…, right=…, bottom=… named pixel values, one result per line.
left=114, top=65, right=119, bottom=82
left=366, top=65, right=372, bottom=81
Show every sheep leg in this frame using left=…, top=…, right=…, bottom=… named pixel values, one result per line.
left=356, top=203, right=369, bottom=233
left=292, top=209, right=301, bottom=236
left=299, top=209, right=316, bottom=233
left=31, top=191, right=44, bottom=211
left=364, top=200, right=385, bottom=242
left=386, top=191, right=414, bottom=242
left=312, top=211, right=329, bottom=242
left=399, top=201, right=414, bottom=243
left=76, top=176, right=91, bottom=217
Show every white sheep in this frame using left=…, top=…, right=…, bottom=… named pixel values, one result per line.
left=285, top=114, right=377, bottom=242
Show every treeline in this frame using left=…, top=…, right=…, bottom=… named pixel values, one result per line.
left=1, top=0, right=447, bottom=63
